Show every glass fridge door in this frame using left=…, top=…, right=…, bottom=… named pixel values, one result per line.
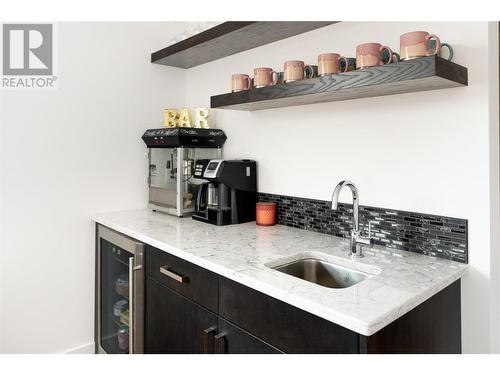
left=100, top=238, right=132, bottom=354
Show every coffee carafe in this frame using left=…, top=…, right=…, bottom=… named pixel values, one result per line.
left=195, top=182, right=220, bottom=211
left=207, top=183, right=218, bottom=207
left=193, top=160, right=257, bottom=226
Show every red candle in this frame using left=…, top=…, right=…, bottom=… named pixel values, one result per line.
left=256, top=202, right=277, bottom=226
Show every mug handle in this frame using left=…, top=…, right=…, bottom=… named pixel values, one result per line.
left=304, top=65, right=314, bottom=78
left=339, top=57, right=349, bottom=73
left=271, top=71, right=279, bottom=85
left=440, top=43, right=453, bottom=61
left=380, top=46, right=393, bottom=64
left=427, top=34, right=441, bottom=55
left=392, top=52, right=400, bottom=63
left=244, top=75, right=252, bottom=90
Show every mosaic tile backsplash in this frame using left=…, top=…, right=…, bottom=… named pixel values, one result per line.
left=257, top=192, right=468, bottom=263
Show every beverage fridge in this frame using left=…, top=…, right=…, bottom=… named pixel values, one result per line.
left=95, top=224, right=144, bottom=354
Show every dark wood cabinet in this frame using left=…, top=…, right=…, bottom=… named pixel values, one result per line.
left=143, top=245, right=462, bottom=354
left=359, top=280, right=462, bottom=354
left=219, top=276, right=461, bottom=354
left=219, top=277, right=359, bottom=353
left=145, top=277, right=217, bottom=354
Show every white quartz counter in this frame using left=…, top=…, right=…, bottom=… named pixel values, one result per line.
left=92, top=209, right=468, bottom=336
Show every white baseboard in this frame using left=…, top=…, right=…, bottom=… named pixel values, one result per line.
left=62, top=342, right=95, bottom=354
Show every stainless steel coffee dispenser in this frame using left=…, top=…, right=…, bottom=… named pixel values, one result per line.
left=141, top=128, right=226, bottom=217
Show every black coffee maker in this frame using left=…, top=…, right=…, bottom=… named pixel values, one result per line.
left=192, top=160, right=257, bottom=226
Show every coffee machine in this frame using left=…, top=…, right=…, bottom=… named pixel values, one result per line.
left=192, top=160, right=257, bottom=226
left=142, top=128, right=226, bottom=217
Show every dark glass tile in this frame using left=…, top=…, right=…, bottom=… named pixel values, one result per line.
left=257, top=192, right=467, bottom=263
left=403, top=217, right=417, bottom=222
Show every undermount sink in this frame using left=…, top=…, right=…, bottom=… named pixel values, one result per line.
left=271, top=258, right=372, bottom=289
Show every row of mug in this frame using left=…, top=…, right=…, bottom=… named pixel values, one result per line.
left=231, top=30, right=454, bottom=92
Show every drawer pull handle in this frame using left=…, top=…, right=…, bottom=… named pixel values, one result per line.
left=159, top=266, right=187, bottom=283
left=214, top=332, right=227, bottom=354
left=203, top=327, right=217, bottom=354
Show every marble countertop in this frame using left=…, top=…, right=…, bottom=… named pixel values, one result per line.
left=92, top=208, right=468, bottom=336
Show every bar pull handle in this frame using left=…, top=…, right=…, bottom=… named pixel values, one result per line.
left=159, top=266, right=188, bottom=283
left=129, top=257, right=134, bottom=354
left=214, top=332, right=227, bottom=354
left=203, top=327, right=217, bottom=354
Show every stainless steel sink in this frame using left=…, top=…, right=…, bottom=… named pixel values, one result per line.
left=272, top=258, right=371, bottom=289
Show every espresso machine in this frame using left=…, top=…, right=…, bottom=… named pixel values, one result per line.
left=142, top=128, right=226, bottom=217
left=192, top=160, right=257, bottom=226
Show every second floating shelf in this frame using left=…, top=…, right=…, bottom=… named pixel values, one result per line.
left=210, top=56, right=468, bottom=111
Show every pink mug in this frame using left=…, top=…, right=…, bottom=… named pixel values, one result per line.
left=231, top=74, right=251, bottom=92
left=284, top=60, right=314, bottom=82
left=318, top=53, right=349, bottom=76
left=356, top=43, right=394, bottom=69
left=400, top=31, right=442, bottom=61
left=253, top=67, right=278, bottom=88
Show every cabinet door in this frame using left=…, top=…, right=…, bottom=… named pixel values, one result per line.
left=359, top=280, right=462, bottom=354
left=219, top=277, right=359, bottom=353
left=145, top=277, right=217, bottom=353
left=215, top=318, right=282, bottom=354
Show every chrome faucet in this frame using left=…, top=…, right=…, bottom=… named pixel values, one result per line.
left=331, top=180, right=373, bottom=258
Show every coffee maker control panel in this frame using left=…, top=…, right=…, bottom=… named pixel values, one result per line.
left=203, top=160, right=224, bottom=179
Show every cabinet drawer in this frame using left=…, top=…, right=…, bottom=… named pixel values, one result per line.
left=146, top=245, right=218, bottom=312
left=219, top=277, right=359, bottom=353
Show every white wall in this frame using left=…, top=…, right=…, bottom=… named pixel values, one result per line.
left=488, top=22, right=500, bottom=353
left=186, top=22, right=497, bottom=353
left=0, top=71, right=4, bottom=350
left=1, top=21, right=497, bottom=354
left=0, top=22, right=188, bottom=353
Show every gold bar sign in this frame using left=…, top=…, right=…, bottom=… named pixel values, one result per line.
left=164, top=109, right=179, bottom=128
left=195, top=108, right=210, bottom=129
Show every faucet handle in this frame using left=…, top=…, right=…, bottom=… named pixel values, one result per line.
left=367, top=221, right=374, bottom=247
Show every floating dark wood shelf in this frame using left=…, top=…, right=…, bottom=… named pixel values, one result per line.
left=210, top=55, right=468, bottom=111
left=151, top=21, right=337, bottom=68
